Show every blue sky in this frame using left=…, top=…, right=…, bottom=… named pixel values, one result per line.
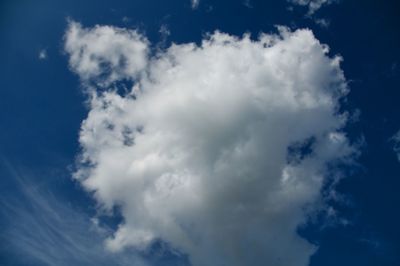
left=1, top=1, right=400, bottom=265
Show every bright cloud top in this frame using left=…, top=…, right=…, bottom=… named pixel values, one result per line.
left=65, top=21, right=354, bottom=266
left=289, top=0, right=335, bottom=15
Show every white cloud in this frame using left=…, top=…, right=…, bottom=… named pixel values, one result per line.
left=65, top=21, right=356, bottom=266
left=315, top=18, right=330, bottom=28
left=159, top=24, right=170, bottom=37
left=289, top=0, right=335, bottom=15
left=159, top=24, right=171, bottom=46
left=191, top=0, right=199, bottom=9
left=38, top=49, right=47, bottom=60
left=392, top=131, right=400, bottom=161
left=0, top=161, right=148, bottom=266
left=64, top=21, right=148, bottom=86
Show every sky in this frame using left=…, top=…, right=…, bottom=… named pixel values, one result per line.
left=0, top=0, right=400, bottom=265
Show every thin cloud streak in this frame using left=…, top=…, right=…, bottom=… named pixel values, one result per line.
left=0, top=161, right=148, bottom=266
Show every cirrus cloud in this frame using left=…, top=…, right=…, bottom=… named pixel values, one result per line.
left=65, top=21, right=356, bottom=266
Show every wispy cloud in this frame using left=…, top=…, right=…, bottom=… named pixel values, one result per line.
left=288, top=0, right=336, bottom=15
left=0, top=161, right=148, bottom=266
left=38, top=49, right=47, bottom=60
left=315, top=18, right=330, bottom=28
left=243, top=0, right=253, bottom=8
left=391, top=131, right=400, bottom=161
left=190, top=0, right=199, bottom=9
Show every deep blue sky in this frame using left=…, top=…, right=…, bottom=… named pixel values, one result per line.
left=1, top=0, right=400, bottom=265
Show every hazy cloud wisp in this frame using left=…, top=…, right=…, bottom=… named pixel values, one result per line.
left=392, top=131, right=400, bottom=161
left=191, top=0, right=199, bottom=9
left=0, top=162, right=148, bottom=266
left=289, top=0, right=335, bottom=15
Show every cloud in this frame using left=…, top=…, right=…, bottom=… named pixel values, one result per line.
left=39, top=49, right=47, bottom=60
left=0, top=161, right=148, bottom=266
left=191, top=0, right=199, bottom=9
left=65, top=21, right=356, bottom=266
left=64, top=21, right=148, bottom=87
left=315, top=18, right=330, bottom=28
left=243, top=0, right=253, bottom=8
left=289, top=0, right=335, bottom=15
left=158, top=25, right=171, bottom=46
left=391, top=131, right=400, bottom=161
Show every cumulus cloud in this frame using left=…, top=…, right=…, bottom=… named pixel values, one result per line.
left=289, top=0, right=335, bottom=15
left=65, top=21, right=355, bottom=266
left=64, top=21, right=148, bottom=86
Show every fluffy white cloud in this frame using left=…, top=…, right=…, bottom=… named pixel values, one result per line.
left=64, top=21, right=148, bottom=86
left=289, top=0, right=335, bottom=15
left=65, top=22, right=355, bottom=266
